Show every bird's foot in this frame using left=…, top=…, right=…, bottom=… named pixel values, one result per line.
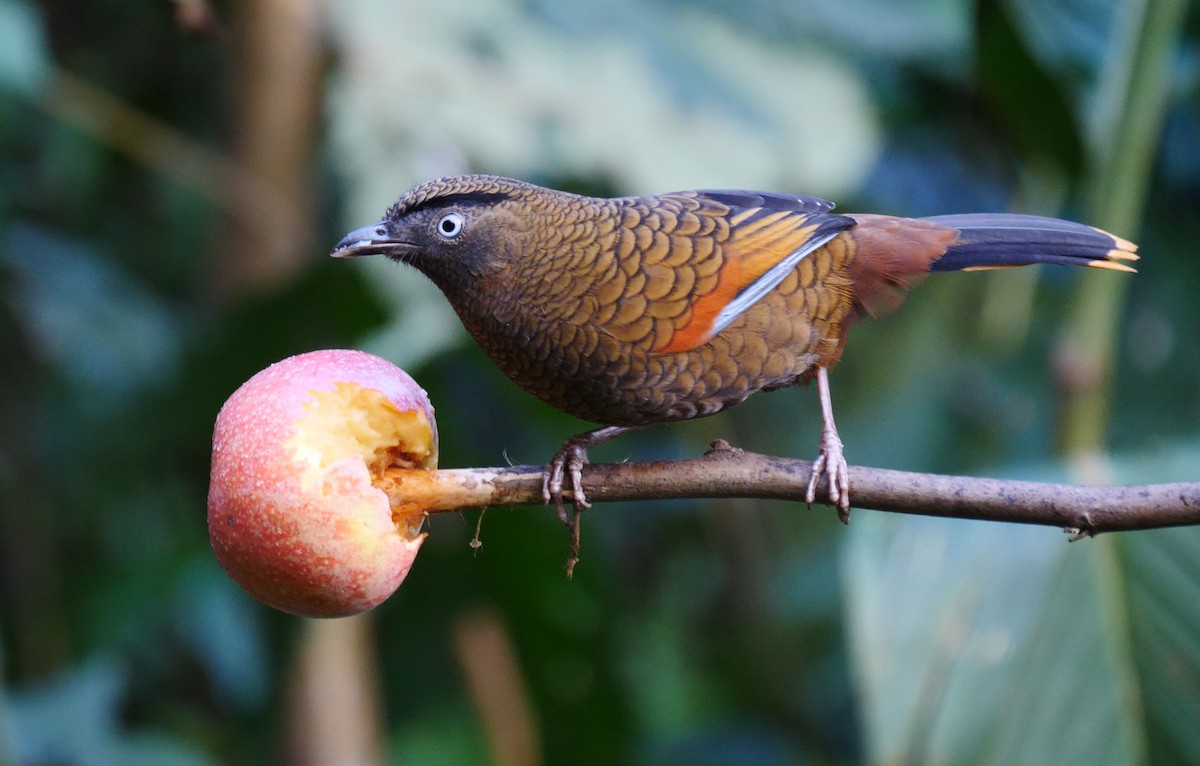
left=806, top=428, right=851, bottom=523
left=542, top=439, right=593, bottom=526
left=542, top=443, right=590, bottom=578
left=808, top=366, right=851, bottom=522
left=540, top=426, right=635, bottom=577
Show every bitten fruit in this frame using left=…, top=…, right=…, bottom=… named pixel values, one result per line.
left=208, top=349, right=437, bottom=617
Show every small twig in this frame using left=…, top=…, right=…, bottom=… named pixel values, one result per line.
left=566, top=511, right=581, bottom=578
left=378, top=440, right=1200, bottom=535
left=469, top=508, right=486, bottom=553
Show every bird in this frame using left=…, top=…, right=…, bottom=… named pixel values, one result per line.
left=332, top=174, right=1138, bottom=528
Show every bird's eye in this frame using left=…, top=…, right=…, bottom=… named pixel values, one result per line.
left=436, top=212, right=465, bottom=239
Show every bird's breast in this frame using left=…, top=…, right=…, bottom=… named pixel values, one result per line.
left=453, top=267, right=848, bottom=426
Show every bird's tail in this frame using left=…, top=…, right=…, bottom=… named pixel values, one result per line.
left=844, top=212, right=1138, bottom=319
left=922, top=213, right=1139, bottom=273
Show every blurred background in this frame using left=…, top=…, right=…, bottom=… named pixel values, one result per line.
left=2, top=0, right=1199, bottom=763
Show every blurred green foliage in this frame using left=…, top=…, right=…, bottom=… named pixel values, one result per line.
left=2, top=0, right=1199, bottom=764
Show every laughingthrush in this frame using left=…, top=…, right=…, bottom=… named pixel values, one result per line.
left=333, top=175, right=1137, bottom=522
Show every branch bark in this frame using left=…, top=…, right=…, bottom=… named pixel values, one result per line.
left=378, top=441, right=1200, bottom=538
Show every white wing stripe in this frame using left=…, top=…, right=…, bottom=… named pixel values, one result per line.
left=709, top=229, right=841, bottom=337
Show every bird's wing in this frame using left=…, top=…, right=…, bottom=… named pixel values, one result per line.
left=646, top=196, right=854, bottom=353
left=691, top=189, right=838, bottom=215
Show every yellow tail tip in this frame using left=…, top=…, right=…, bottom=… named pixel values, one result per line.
left=1092, top=226, right=1139, bottom=259
left=1088, top=259, right=1138, bottom=273
left=1106, top=245, right=1140, bottom=261
left=960, top=264, right=1022, bottom=272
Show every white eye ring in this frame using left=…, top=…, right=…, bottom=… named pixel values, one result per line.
left=436, top=212, right=465, bottom=239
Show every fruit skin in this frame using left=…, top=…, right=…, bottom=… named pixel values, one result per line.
left=208, top=349, right=436, bottom=618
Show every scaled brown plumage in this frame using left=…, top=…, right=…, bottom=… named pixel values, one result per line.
left=334, top=175, right=1138, bottom=529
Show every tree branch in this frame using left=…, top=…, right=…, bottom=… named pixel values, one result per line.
left=379, top=440, right=1200, bottom=538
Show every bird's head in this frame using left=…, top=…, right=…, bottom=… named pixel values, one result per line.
left=332, top=175, right=548, bottom=292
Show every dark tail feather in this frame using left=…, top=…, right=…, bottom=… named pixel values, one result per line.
left=923, top=213, right=1139, bottom=273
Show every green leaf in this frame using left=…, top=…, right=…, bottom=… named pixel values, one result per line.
left=1122, top=527, right=1200, bottom=765
left=0, top=0, right=49, bottom=96
left=172, top=559, right=269, bottom=714
left=976, top=0, right=1085, bottom=175
left=8, top=658, right=216, bottom=766
left=845, top=442, right=1200, bottom=765
left=1, top=225, right=182, bottom=416
left=388, top=703, right=488, bottom=766
left=0, top=631, right=13, bottom=766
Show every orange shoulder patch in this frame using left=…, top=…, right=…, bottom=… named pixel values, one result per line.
left=656, top=210, right=854, bottom=353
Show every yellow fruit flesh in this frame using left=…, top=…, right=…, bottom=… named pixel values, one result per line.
left=286, top=383, right=436, bottom=535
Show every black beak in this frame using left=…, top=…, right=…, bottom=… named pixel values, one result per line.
left=331, top=221, right=417, bottom=259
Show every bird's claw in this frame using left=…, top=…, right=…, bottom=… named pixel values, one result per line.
left=542, top=442, right=591, bottom=527
left=806, top=430, right=851, bottom=523
left=539, top=426, right=632, bottom=577
left=542, top=442, right=593, bottom=577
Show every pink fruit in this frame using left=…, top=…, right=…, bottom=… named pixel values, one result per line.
left=208, top=349, right=437, bottom=617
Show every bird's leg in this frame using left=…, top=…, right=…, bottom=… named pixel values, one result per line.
left=542, top=425, right=634, bottom=523
left=805, top=366, right=852, bottom=522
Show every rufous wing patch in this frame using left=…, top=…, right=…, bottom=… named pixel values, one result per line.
left=656, top=212, right=853, bottom=353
